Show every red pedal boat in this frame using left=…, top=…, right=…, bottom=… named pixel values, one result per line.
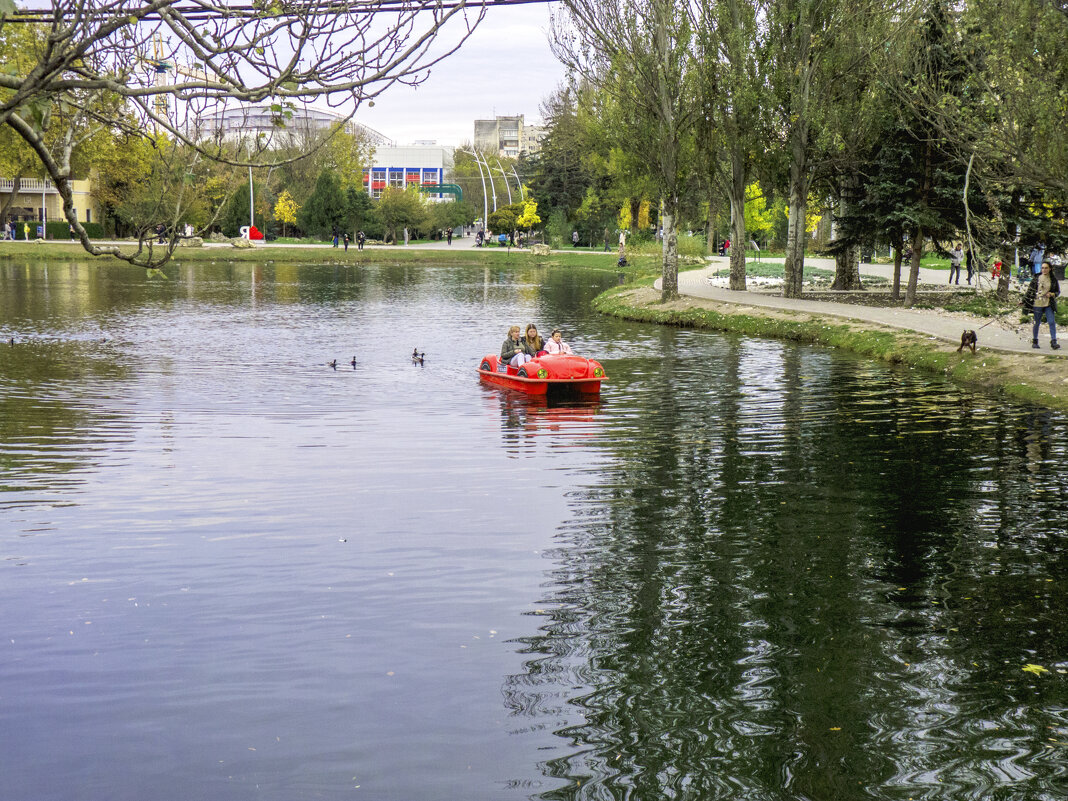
left=477, top=353, right=607, bottom=395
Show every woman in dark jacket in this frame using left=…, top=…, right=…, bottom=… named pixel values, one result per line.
left=1023, top=262, right=1060, bottom=350
left=500, top=325, right=530, bottom=369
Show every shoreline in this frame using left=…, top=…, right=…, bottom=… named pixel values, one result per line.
left=593, top=285, right=1068, bottom=411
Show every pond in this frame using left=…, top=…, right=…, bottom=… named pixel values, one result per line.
left=1, top=260, right=1065, bottom=801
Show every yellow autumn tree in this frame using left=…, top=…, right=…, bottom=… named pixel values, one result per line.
left=637, top=198, right=651, bottom=232
left=274, top=190, right=299, bottom=238
left=743, top=183, right=773, bottom=240
left=516, top=198, right=541, bottom=233
left=618, top=199, right=632, bottom=231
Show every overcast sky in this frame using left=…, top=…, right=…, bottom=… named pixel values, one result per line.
left=357, top=4, right=569, bottom=147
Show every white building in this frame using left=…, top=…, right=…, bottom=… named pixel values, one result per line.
left=363, top=145, right=455, bottom=201
left=193, top=104, right=392, bottom=149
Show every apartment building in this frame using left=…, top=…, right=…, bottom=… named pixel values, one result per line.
left=472, top=115, right=545, bottom=158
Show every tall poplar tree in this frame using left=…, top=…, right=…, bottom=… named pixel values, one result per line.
left=552, top=0, right=697, bottom=301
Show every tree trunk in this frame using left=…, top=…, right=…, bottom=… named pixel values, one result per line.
left=0, top=173, right=23, bottom=226
left=891, top=231, right=903, bottom=300
left=905, top=227, right=924, bottom=308
left=906, top=140, right=933, bottom=308
left=783, top=175, right=807, bottom=298
left=831, top=245, right=862, bottom=291
left=997, top=243, right=1012, bottom=301
left=728, top=151, right=747, bottom=291
left=783, top=122, right=809, bottom=299
left=705, top=192, right=716, bottom=256
left=661, top=203, right=679, bottom=302
left=830, top=180, right=862, bottom=290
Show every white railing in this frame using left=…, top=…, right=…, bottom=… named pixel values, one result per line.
left=0, top=178, right=56, bottom=192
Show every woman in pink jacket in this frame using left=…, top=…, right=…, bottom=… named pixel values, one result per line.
left=544, top=329, right=575, bottom=355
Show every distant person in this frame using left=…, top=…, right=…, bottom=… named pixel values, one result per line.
left=604, top=227, right=610, bottom=252
left=949, top=243, right=963, bottom=284
left=965, top=247, right=976, bottom=284
left=403, top=227, right=409, bottom=246
left=1029, top=242, right=1046, bottom=276
left=572, top=230, right=579, bottom=248
left=343, top=232, right=350, bottom=251
left=357, top=230, right=365, bottom=250
left=1023, top=261, right=1060, bottom=350
left=446, top=227, right=452, bottom=245
left=500, top=325, right=530, bottom=370
left=332, top=226, right=339, bottom=248
left=155, top=222, right=166, bottom=244
left=545, top=329, right=574, bottom=356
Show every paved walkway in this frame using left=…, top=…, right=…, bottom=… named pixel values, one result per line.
left=658, top=256, right=1064, bottom=357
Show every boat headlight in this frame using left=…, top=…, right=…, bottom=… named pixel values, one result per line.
left=537, top=368, right=548, bottom=378
left=593, top=367, right=604, bottom=377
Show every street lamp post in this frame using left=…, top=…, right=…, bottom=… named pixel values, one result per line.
left=473, top=150, right=497, bottom=214
left=511, top=166, right=524, bottom=202
left=494, top=159, right=512, bottom=205
left=460, top=148, right=490, bottom=234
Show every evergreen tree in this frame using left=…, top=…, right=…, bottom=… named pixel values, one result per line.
left=343, top=187, right=375, bottom=238
left=297, top=169, right=347, bottom=239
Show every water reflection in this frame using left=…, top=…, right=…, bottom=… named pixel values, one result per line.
left=1, top=260, right=1065, bottom=801
left=508, top=336, right=1068, bottom=801
left=486, top=389, right=603, bottom=455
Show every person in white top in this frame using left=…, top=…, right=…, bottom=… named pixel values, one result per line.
left=544, top=329, right=575, bottom=355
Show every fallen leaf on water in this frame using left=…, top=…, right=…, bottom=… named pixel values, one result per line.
left=829, top=727, right=841, bottom=731
left=1023, top=664, right=1049, bottom=676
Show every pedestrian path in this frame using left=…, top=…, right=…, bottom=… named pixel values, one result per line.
left=660, top=257, right=1063, bottom=357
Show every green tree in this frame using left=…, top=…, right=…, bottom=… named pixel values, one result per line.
left=375, top=186, right=427, bottom=243
left=844, top=1, right=975, bottom=306
left=553, top=0, right=698, bottom=301
left=428, top=199, right=476, bottom=235
left=488, top=202, right=522, bottom=235
left=343, top=187, right=375, bottom=238
left=298, top=169, right=347, bottom=239
left=694, top=0, right=767, bottom=289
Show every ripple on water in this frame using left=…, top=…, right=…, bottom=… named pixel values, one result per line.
left=2, top=262, right=1067, bottom=801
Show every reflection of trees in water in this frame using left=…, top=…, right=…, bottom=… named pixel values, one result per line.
left=502, top=339, right=1068, bottom=800
left=0, top=341, right=130, bottom=501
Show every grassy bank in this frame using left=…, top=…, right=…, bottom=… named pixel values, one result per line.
left=0, top=240, right=662, bottom=273
left=593, top=284, right=1068, bottom=411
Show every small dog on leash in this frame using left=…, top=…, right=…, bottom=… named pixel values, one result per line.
left=957, top=330, right=978, bottom=354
